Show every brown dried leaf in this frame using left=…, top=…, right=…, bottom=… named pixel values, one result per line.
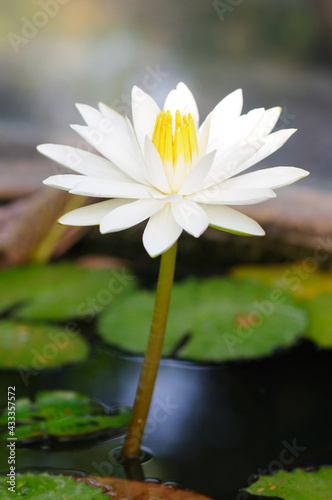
left=0, top=187, right=90, bottom=267
left=77, top=476, right=214, bottom=500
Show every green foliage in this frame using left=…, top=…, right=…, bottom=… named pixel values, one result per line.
left=0, top=263, right=135, bottom=321
left=0, top=262, right=134, bottom=370
left=304, top=294, right=332, bottom=348
left=0, top=473, right=108, bottom=499
left=0, top=391, right=130, bottom=443
left=0, top=320, right=88, bottom=369
left=231, top=263, right=332, bottom=300
left=246, top=467, right=332, bottom=499
left=98, top=278, right=307, bottom=362
left=232, top=263, right=332, bottom=349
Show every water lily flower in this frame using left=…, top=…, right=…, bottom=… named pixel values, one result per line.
left=39, top=83, right=308, bottom=257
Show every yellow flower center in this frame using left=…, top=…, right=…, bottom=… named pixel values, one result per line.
left=152, top=110, right=199, bottom=192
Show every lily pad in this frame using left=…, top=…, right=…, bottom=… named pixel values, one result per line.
left=0, top=391, right=130, bottom=443
left=0, top=320, right=88, bottom=370
left=0, top=263, right=135, bottom=321
left=245, top=467, right=332, bottom=499
left=303, top=294, right=332, bottom=348
left=98, top=278, right=307, bottom=362
left=231, top=263, right=332, bottom=300
left=0, top=473, right=110, bottom=499
left=0, top=473, right=213, bottom=499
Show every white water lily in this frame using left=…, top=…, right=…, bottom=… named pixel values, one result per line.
left=39, top=83, right=308, bottom=257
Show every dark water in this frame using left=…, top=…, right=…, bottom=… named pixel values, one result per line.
left=0, top=339, right=332, bottom=499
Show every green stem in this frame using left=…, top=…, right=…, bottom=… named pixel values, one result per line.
left=122, top=242, right=178, bottom=458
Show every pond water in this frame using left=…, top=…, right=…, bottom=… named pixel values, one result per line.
left=1, top=338, right=331, bottom=499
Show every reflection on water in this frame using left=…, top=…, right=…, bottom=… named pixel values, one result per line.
left=1, top=341, right=331, bottom=499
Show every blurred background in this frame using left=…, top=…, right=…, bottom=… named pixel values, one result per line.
left=0, top=0, right=332, bottom=265
left=1, top=3, right=332, bottom=498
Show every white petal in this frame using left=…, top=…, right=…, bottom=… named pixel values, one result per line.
left=206, top=128, right=297, bottom=186
left=179, top=151, right=216, bottom=195
left=208, top=89, right=243, bottom=143
left=59, top=199, right=130, bottom=226
left=247, top=107, right=281, bottom=142
left=198, top=112, right=211, bottom=157
left=75, top=104, right=102, bottom=128
left=170, top=155, right=186, bottom=193
left=37, top=144, right=132, bottom=182
left=98, top=102, right=128, bottom=131
left=235, top=128, right=297, bottom=175
left=171, top=199, right=209, bottom=237
left=220, top=166, right=309, bottom=191
left=202, top=137, right=265, bottom=189
left=207, top=108, right=265, bottom=154
left=70, top=124, right=148, bottom=184
left=98, top=102, right=140, bottom=154
left=202, top=204, right=265, bottom=236
left=131, top=86, right=160, bottom=151
left=43, top=174, right=79, bottom=192
left=188, top=187, right=276, bottom=205
left=144, top=137, right=171, bottom=194
left=164, top=82, right=199, bottom=127
left=143, top=203, right=182, bottom=257
left=125, top=117, right=147, bottom=171
left=149, top=192, right=182, bottom=202
left=100, top=198, right=165, bottom=233
left=43, top=174, right=155, bottom=199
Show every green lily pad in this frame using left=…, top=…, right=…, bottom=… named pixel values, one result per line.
left=303, top=294, right=332, bottom=348
left=98, top=278, right=307, bottom=362
left=231, top=263, right=332, bottom=300
left=0, top=473, right=110, bottom=499
left=0, top=398, right=31, bottom=425
left=0, top=391, right=130, bottom=443
left=0, top=263, right=135, bottom=321
left=232, top=264, right=332, bottom=350
left=0, top=320, right=88, bottom=370
left=245, top=467, right=332, bottom=499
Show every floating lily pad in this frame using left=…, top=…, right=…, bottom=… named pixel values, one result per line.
left=232, top=264, right=332, bottom=350
left=245, top=467, right=332, bottom=499
left=98, top=278, right=307, bottom=362
left=0, top=391, right=130, bottom=443
left=0, top=473, right=110, bottom=499
left=0, top=263, right=135, bottom=321
left=231, top=263, right=332, bottom=300
left=303, top=294, right=332, bottom=348
left=0, top=320, right=88, bottom=370
left=0, top=473, right=213, bottom=499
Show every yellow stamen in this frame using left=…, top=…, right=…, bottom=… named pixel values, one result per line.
left=182, top=116, right=191, bottom=165
left=158, top=124, right=166, bottom=164
left=152, top=111, right=163, bottom=149
left=152, top=108, right=199, bottom=191
left=173, top=126, right=184, bottom=167
left=175, top=110, right=182, bottom=131
left=165, top=123, right=173, bottom=164
left=188, top=113, right=199, bottom=157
